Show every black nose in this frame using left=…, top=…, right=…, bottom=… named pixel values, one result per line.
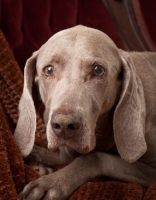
left=51, top=113, right=81, bottom=139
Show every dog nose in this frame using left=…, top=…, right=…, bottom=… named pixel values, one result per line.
left=51, top=113, right=81, bottom=139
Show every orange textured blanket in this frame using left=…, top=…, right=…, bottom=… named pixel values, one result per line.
left=1, top=30, right=156, bottom=200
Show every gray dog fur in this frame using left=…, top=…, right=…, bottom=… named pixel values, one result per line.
left=14, top=25, right=156, bottom=200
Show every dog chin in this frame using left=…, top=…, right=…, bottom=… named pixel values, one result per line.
left=74, top=146, right=93, bottom=154
left=48, top=140, right=93, bottom=155
left=67, top=141, right=93, bottom=154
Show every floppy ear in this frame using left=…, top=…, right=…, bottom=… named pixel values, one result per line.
left=14, top=51, right=38, bottom=157
left=113, top=52, right=147, bottom=163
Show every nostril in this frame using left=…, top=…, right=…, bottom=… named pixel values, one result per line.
left=68, top=123, right=80, bottom=131
left=68, top=124, right=75, bottom=130
left=53, top=123, right=61, bottom=129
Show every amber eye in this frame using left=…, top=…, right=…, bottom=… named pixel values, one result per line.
left=93, top=65, right=105, bottom=76
left=44, top=65, right=53, bottom=76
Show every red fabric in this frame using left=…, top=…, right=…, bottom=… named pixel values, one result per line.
left=131, top=0, right=156, bottom=51
left=50, top=0, right=78, bottom=34
left=140, top=0, right=156, bottom=45
left=0, top=0, right=122, bottom=71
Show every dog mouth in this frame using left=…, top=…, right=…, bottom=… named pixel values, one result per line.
left=47, top=136, right=94, bottom=155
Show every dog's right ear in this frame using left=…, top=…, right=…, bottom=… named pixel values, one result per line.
left=14, top=51, right=38, bottom=157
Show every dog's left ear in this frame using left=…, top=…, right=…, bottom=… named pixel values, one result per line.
left=113, top=51, right=147, bottom=163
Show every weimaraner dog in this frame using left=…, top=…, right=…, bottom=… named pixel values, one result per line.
left=14, top=25, right=156, bottom=200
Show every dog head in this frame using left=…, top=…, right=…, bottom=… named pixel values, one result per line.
left=14, top=25, right=147, bottom=163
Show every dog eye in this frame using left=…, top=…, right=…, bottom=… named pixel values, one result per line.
left=44, top=65, right=53, bottom=76
left=93, top=65, right=105, bottom=76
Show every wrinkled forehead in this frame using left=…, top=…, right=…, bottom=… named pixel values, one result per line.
left=37, top=26, right=120, bottom=66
